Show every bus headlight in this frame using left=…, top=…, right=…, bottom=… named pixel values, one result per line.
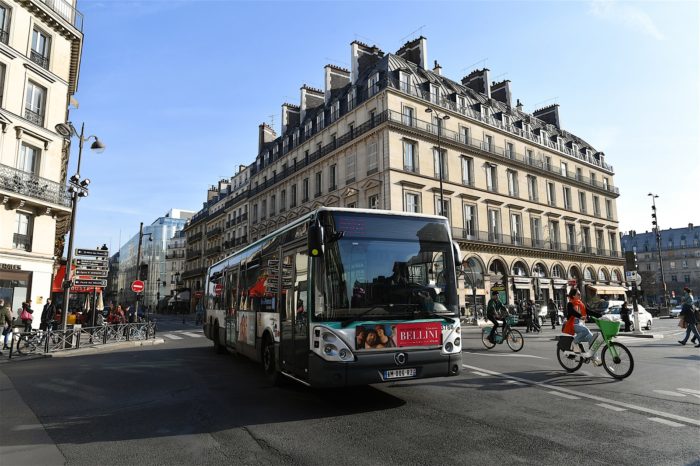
left=312, top=326, right=355, bottom=362
left=454, top=337, right=461, bottom=347
left=445, top=342, right=454, bottom=352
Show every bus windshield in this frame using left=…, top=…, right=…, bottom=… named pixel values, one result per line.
left=316, top=212, right=458, bottom=323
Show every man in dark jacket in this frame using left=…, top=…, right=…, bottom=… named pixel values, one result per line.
left=678, top=303, right=700, bottom=347
left=40, top=298, right=56, bottom=331
left=620, top=302, right=631, bottom=332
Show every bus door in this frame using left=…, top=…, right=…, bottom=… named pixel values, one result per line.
left=281, top=246, right=309, bottom=379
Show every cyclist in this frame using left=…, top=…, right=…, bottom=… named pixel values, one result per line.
left=562, top=287, right=601, bottom=363
left=486, top=290, right=507, bottom=343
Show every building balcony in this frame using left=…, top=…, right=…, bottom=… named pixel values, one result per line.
left=189, top=231, right=203, bottom=243
left=186, top=249, right=201, bottom=261
left=452, top=228, right=622, bottom=259
left=36, top=0, right=84, bottom=31
left=12, top=233, right=32, bottom=252
left=181, top=267, right=206, bottom=280
left=166, top=252, right=185, bottom=260
left=206, top=246, right=221, bottom=256
left=24, top=108, right=44, bottom=126
left=206, top=227, right=222, bottom=239
left=0, top=163, right=71, bottom=207
left=30, top=50, right=50, bottom=69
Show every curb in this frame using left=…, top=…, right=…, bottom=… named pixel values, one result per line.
left=49, top=338, right=165, bottom=357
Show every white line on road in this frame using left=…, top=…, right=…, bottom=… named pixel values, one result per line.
left=471, top=371, right=489, bottom=376
left=163, top=334, right=183, bottom=340
left=461, top=364, right=700, bottom=427
left=462, top=351, right=545, bottom=359
left=548, top=391, right=580, bottom=400
left=596, top=403, right=627, bottom=412
left=648, top=417, right=685, bottom=427
left=653, top=390, right=686, bottom=397
left=678, top=388, right=700, bottom=395
left=504, top=380, right=526, bottom=385
left=182, top=332, right=203, bottom=338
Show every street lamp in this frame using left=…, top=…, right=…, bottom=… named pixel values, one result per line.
left=56, top=122, right=105, bottom=333
left=648, top=193, right=669, bottom=311
left=173, top=271, right=181, bottom=314
left=424, top=107, right=450, bottom=216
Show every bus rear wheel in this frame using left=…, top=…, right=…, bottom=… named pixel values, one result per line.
left=262, top=335, right=282, bottom=385
left=213, top=322, right=225, bottom=354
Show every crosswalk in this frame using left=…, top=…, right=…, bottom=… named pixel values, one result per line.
left=162, top=330, right=204, bottom=340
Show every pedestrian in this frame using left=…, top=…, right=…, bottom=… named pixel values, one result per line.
left=195, top=300, right=204, bottom=326
left=19, top=301, right=34, bottom=332
left=620, top=302, right=631, bottom=332
left=547, top=298, right=559, bottom=329
left=529, top=300, right=541, bottom=332
left=524, top=300, right=534, bottom=333
left=678, top=301, right=700, bottom=347
left=40, top=298, right=56, bottom=331
left=0, top=299, right=13, bottom=353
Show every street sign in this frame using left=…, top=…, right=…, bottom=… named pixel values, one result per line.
left=76, top=248, right=109, bottom=257
left=75, top=258, right=107, bottom=266
left=194, top=291, right=204, bottom=298
left=625, top=271, right=642, bottom=286
left=131, top=280, right=145, bottom=293
left=74, top=279, right=107, bottom=287
left=214, top=283, right=223, bottom=296
left=76, top=269, right=108, bottom=277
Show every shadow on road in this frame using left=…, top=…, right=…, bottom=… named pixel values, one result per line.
left=0, top=344, right=405, bottom=447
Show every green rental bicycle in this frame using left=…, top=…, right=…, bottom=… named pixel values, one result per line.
left=556, top=317, right=634, bottom=379
left=482, top=315, right=524, bottom=352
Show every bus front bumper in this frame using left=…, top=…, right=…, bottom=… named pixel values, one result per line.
left=308, top=350, right=462, bottom=387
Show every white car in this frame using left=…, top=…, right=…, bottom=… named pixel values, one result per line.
left=538, top=305, right=564, bottom=326
left=600, top=304, right=653, bottom=331
left=669, top=306, right=683, bottom=318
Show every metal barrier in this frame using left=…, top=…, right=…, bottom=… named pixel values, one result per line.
left=8, top=321, right=157, bottom=359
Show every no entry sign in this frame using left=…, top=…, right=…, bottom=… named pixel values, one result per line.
left=214, top=283, right=224, bottom=296
left=131, top=280, right=145, bottom=293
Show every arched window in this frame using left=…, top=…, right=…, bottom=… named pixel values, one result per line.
left=584, top=267, right=594, bottom=281
left=532, top=263, right=547, bottom=277
left=463, top=257, right=484, bottom=289
left=598, top=268, right=609, bottom=281
left=552, top=265, right=565, bottom=278
left=612, top=270, right=622, bottom=282
left=512, top=261, right=529, bottom=276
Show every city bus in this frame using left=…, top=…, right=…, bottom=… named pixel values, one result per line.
left=203, top=207, right=463, bottom=387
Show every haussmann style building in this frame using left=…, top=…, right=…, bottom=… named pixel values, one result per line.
left=183, top=37, right=626, bottom=316
left=0, top=0, right=83, bottom=318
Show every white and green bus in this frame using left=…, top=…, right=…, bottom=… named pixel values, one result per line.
left=203, top=207, right=462, bottom=387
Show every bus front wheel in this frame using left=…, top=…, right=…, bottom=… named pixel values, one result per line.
left=213, top=322, right=225, bottom=354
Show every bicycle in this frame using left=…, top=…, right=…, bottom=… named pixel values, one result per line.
left=15, top=328, right=56, bottom=354
left=481, top=314, right=524, bottom=352
left=556, top=317, right=634, bottom=379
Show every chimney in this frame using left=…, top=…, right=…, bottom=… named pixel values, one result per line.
left=432, top=60, right=442, bottom=75
left=689, top=223, right=694, bottom=230
left=490, top=80, right=511, bottom=107
left=207, top=185, right=218, bottom=202
left=218, top=179, right=230, bottom=193
left=516, top=99, right=523, bottom=112
left=258, top=123, right=277, bottom=154
left=299, top=85, right=324, bottom=122
left=281, top=103, right=300, bottom=135
left=324, top=64, right=351, bottom=104
left=461, top=68, right=491, bottom=99
left=238, top=164, right=246, bottom=174
left=350, top=40, right=384, bottom=84
left=533, top=104, right=561, bottom=129
left=395, top=36, right=428, bottom=69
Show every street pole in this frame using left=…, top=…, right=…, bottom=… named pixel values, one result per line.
left=649, top=194, right=669, bottom=311
left=135, top=222, right=145, bottom=322
left=61, top=123, right=85, bottom=332
left=425, top=108, right=449, bottom=217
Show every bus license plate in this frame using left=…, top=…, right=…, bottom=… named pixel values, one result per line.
left=384, top=368, right=417, bottom=380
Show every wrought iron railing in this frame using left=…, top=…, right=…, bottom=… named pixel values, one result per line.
left=0, top=29, right=8, bottom=45
left=12, top=233, right=32, bottom=251
left=38, top=0, right=84, bottom=31
left=24, top=108, right=44, bottom=126
left=0, top=163, right=71, bottom=206
left=30, top=50, right=50, bottom=69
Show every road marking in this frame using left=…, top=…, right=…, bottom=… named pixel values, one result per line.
left=596, top=403, right=626, bottom=412
left=653, top=390, right=686, bottom=397
left=462, top=351, right=545, bottom=359
left=504, top=380, right=525, bottom=385
left=678, top=388, right=700, bottom=395
left=163, top=334, right=183, bottom=340
left=648, top=417, right=685, bottom=427
left=471, top=371, right=489, bottom=376
left=461, top=363, right=700, bottom=427
left=548, top=391, right=580, bottom=400
left=182, top=332, right=203, bottom=338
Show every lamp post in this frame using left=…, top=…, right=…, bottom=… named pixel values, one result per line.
left=648, top=193, right=669, bottom=311
left=424, top=107, right=450, bottom=216
left=56, top=122, right=105, bottom=332
left=135, top=222, right=152, bottom=322
left=173, top=271, right=181, bottom=315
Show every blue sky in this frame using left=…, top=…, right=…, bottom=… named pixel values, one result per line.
left=69, top=0, right=699, bottom=251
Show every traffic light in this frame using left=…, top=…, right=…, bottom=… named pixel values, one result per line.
left=139, top=263, right=149, bottom=280
left=651, top=205, right=657, bottom=227
left=624, top=250, right=638, bottom=272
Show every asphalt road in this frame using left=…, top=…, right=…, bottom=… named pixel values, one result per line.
left=1, top=316, right=698, bottom=466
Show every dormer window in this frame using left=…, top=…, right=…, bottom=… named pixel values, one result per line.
left=293, top=129, right=299, bottom=147
left=368, top=72, right=379, bottom=97
left=480, top=105, right=489, bottom=123
left=458, top=96, right=466, bottom=110
left=304, top=120, right=313, bottom=138
left=282, top=139, right=288, bottom=154
left=316, top=112, right=325, bottom=131
left=347, top=88, right=356, bottom=110
left=502, top=114, right=510, bottom=128
left=399, top=71, right=410, bottom=93
left=330, top=101, right=339, bottom=122
left=430, top=84, right=439, bottom=104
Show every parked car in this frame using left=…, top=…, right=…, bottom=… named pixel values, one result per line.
left=600, top=304, right=653, bottom=331
left=669, top=305, right=683, bottom=318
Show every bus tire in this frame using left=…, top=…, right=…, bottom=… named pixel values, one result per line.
left=213, top=321, right=225, bottom=354
left=262, top=334, right=282, bottom=386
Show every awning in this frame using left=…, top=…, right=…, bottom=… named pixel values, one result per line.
left=552, top=279, right=568, bottom=289
left=587, top=284, right=627, bottom=296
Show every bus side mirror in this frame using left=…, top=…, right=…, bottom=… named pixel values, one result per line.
left=452, top=241, right=462, bottom=267
left=308, top=223, right=324, bottom=257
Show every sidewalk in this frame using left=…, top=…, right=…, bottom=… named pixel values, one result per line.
left=0, top=338, right=165, bottom=364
